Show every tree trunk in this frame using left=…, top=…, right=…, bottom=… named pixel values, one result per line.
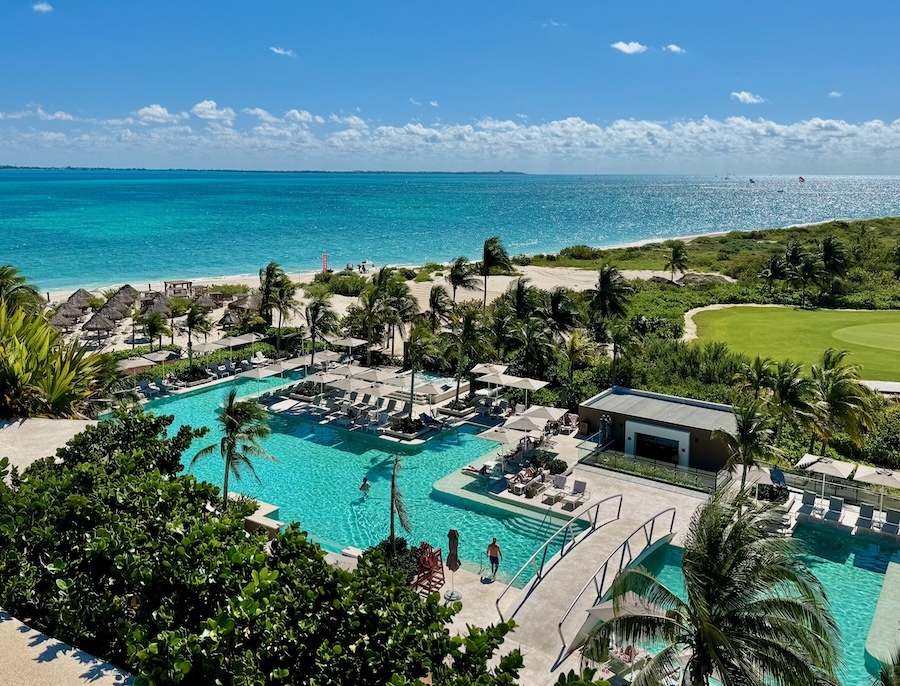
left=188, top=330, right=193, bottom=367
left=483, top=273, right=488, bottom=308
left=310, top=334, right=317, bottom=368
left=740, top=463, right=748, bottom=489
left=131, top=320, right=135, bottom=350
left=276, top=310, right=282, bottom=351
left=366, top=324, right=373, bottom=366
left=409, top=367, right=416, bottom=420
left=454, top=369, right=462, bottom=404
left=222, top=461, right=231, bottom=505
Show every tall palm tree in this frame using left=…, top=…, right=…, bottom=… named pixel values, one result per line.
left=359, top=286, right=390, bottom=365
left=810, top=348, right=876, bottom=452
left=447, top=256, right=479, bottom=302
left=564, top=329, right=592, bottom=383
left=479, top=236, right=512, bottom=308
left=304, top=295, right=338, bottom=368
left=385, top=277, right=419, bottom=356
left=271, top=278, right=300, bottom=351
left=506, top=277, right=536, bottom=321
left=258, top=261, right=286, bottom=326
left=515, top=317, right=555, bottom=379
left=423, top=284, right=452, bottom=333
left=179, top=305, right=211, bottom=367
left=819, top=235, right=848, bottom=292
left=663, top=240, right=689, bottom=283
left=606, top=321, right=636, bottom=386
left=784, top=239, right=804, bottom=270
left=589, top=489, right=839, bottom=686
left=758, top=255, right=787, bottom=292
left=404, top=321, right=440, bottom=419
left=769, top=360, right=817, bottom=440
left=588, top=265, right=632, bottom=321
left=734, top=355, right=775, bottom=399
left=166, top=298, right=190, bottom=346
left=142, top=312, right=170, bottom=352
left=712, top=398, right=782, bottom=488
left=791, top=254, right=822, bottom=307
left=389, top=455, right=412, bottom=555
left=539, top=287, right=578, bottom=342
left=190, top=388, right=277, bottom=505
left=444, top=308, right=483, bottom=404
left=0, top=265, right=41, bottom=313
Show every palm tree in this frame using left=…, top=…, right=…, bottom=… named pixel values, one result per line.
left=447, top=256, right=479, bottom=302
left=588, top=489, right=839, bottom=686
left=758, top=255, right=787, bottom=292
left=166, top=299, right=190, bottom=346
left=784, top=239, right=804, bottom=269
left=404, top=321, right=439, bottom=419
left=712, top=398, right=782, bottom=488
left=359, top=286, right=390, bottom=365
left=663, top=240, right=689, bottom=283
left=791, top=254, right=822, bottom=307
left=258, top=261, right=286, bottom=326
left=142, top=312, right=170, bottom=352
left=734, top=355, right=775, bottom=399
left=190, top=388, right=278, bottom=505
left=769, top=360, right=817, bottom=440
left=0, top=265, right=41, bottom=313
left=304, top=295, right=338, bottom=369
left=271, top=278, right=300, bottom=351
left=423, top=284, right=452, bottom=333
left=539, top=287, right=578, bottom=342
left=606, top=321, right=636, bottom=386
left=444, top=308, right=483, bottom=404
left=564, top=329, right=592, bottom=384
left=588, top=265, right=632, bottom=321
left=819, top=235, right=848, bottom=292
left=506, top=278, right=535, bottom=321
left=479, top=236, right=512, bottom=308
left=810, top=348, right=876, bottom=452
left=385, top=278, right=419, bottom=356
left=875, top=648, right=900, bottom=686
left=179, top=305, right=211, bottom=367
left=389, top=455, right=412, bottom=555
left=515, top=317, right=555, bottom=379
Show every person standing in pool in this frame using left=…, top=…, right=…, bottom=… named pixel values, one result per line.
left=359, top=477, right=370, bottom=497
left=486, top=537, right=502, bottom=578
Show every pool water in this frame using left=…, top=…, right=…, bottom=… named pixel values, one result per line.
left=639, top=526, right=900, bottom=686
left=143, top=374, right=573, bottom=582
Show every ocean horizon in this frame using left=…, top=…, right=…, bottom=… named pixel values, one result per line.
left=4, top=169, right=900, bottom=292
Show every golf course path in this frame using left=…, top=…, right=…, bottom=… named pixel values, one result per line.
left=682, top=303, right=786, bottom=342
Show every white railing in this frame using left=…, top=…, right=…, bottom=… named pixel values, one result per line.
left=557, top=507, right=676, bottom=650
left=495, top=494, right=624, bottom=621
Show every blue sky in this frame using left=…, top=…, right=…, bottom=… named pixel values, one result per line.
left=1, top=0, right=899, bottom=172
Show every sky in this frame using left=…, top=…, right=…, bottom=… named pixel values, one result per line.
left=1, top=1, right=899, bottom=173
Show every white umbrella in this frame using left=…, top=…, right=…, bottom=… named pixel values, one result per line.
left=365, top=384, right=398, bottom=399
left=355, top=367, right=399, bottom=383
left=243, top=366, right=278, bottom=397
left=304, top=371, right=342, bottom=385
left=478, top=428, right=521, bottom=444
left=523, top=405, right=566, bottom=421
left=471, top=363, right=509, bottom=375
left=144, top=350, right=179, bottom=363
left=330, top=363, right=366, bottom=377
left=116, top=357, right=155, bottom=375
left=507, top=377, right=549, bottom=408
left=226, top=333, right=261, bottom=347
left=268, top=359, right=303, bottom=380
left=314, top=349, right=342, bottom=364
left=478, top=373, right=522, bottom=387
left=795, top=453, right=856, bottom=498
left=194, top=340, right=226, bottom=355
left=853, top=464, right=900, bottom=512
left=504, top=415, right=547, bottom=433
left=413, top=382, right=448, bottom=414
left=327, top=377, right=373, bottom=393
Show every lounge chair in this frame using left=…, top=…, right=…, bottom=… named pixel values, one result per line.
left=561, top=480, right=589, bottom=510
left=524, top=470, right=551, bottom=498
left=856, top=504, right=876, bottom=533
left=515, top=403, right=526, bottom=415
left=542, top=475, right=569, bottom=504
left=368, top=411, right=390, bottom=433
left=419, top=412, right=446, bottom=430
left=139, top=380, right=160, bottom=399
left=312, top=397, right=336, bottom=417
left=251, top=351, right=272, bottom=365
left=796, top=491, right=820, bottom=519
left=153, top=377, right=173, bottom=395
left=383, top=399, right=398, bottom=415
left=393, top=402, right=411, bottom=418
left=883, top=509, right=900, bottom=538
left=224, top=360, right=240, bottom=375
left=209, top=363, right=228, bottom=379
left=506, top=466, right=537, bottom=493
left=824, top=497, right=844, bottom=524
left=240, top=360, right=254, bottom=372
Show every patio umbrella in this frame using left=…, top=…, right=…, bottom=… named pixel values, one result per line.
left=243, top=366, right=278, bottom=397
left=523, top=405, right=566, bottom=422
left=193, top=294, right=217, bottom=309
left=478, top=373, right=522, bottom=387
left=268, top=359, right=305, bottom=380
left=227, top=333, right=262, bottom=347
left=445, top=529, right=462, bottom=602
left=50, top=312, right=76, bottom=331
left=471, top=363, right=509, bottom=375
left=795, top=453, right=856, bottom=498
left=116, top=356, right=155, bottom=376
left=304, top=370, right=342, bottom=393
left=504, top=415, right=547, bottom=433
left=364, top=384, right=398, bottom=399
left=506, top=377, right=549, bottom=408
left=194, top=340, right=226, bottom=355
left=331, top=363, right=366, bottom=377
left=314, top=349, right=342, bottom=365
left=144, top=350, right=179, bottom=363
left=356, top=367, right=399, bottom=383
left=83, top=313, right=115, bottom=345
left=853, top=464, right=900, bottom=512
left=327, top=377, right=373, bottom=394
left=66, top=288, right=93, bottom=309
left=478, top=428, right=522, bottom=444
left=219, top=311, right=238, bottom=329
left=325, top=335, right=368, bottom=361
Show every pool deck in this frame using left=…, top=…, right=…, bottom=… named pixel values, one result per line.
left=866, top=561, right=900, bottom=667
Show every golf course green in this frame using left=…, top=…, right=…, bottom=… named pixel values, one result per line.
left=692, top=306, right=900, bottom=381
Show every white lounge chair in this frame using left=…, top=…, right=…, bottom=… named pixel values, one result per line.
left=542, top=474, right=568, bottom=504
left=796, top=491, right=820, bottom=519
left=561, top=480, right=589, bottom=510
left=252, top=351, right=272, bottom=365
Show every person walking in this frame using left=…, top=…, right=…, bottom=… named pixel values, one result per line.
left=486, top=537, right=502, bottom=579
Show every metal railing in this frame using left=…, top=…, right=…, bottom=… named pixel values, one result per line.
left=557, top=507, right=677, bottom=650
left=495, top=494, right=624, bottom=621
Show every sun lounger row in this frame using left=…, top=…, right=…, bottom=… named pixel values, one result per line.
left=137, top=376, right=182, bottom=399
left=796, top=491, right=900, bottom=538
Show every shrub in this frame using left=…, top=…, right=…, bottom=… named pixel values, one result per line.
left=210, top=283, right=250, bottom=297
left=313, top=270, right=368, bottom=297
left=560, top=245, right=604, bottom=261
left=530, top=450, right=567, bottom=475
left=362, top=537, right=422, bottom=584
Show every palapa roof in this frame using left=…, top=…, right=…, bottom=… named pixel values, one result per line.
left=50, top=312, right=76, bottom=329
left=56, top=303, right=83, bottom=318
left=66, top=288, right=93, bottom=308
left=117, top=284, right=139, bottom=298
left=229, top=293, right=260, bottom=310
left=83, top=313, right=116, bottom=332
left=219, top=311, right=238, bottom=326
left=143, top=301, right=170, bottom=316
left=193, top=294, right=217, bottom=309
left=98, top=305, right=126, bottom=321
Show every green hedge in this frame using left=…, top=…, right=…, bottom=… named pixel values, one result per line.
left=133, top=342, right=276, bottom=382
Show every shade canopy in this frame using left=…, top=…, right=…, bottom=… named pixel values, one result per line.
left=270, top=358, right=306, bottom=371
left=193, top=340, right=226, bottom=355
left=228, top=332, right=265, bottom=347
left=356, top=367, right=399, bottom=383
left=523, top=405, right=566, bottom=421
left=116, top=357, right=155, bottom=372
left=504, top=415, right=547, bottom=433
left=98, top=306, right=126, bottom=321
left=56, top=303, right=83, bottom=319
left=478, top=373, right=523, bottom=387
left=313, top=350, right=342, bottom=363
left=143, top=301, right=170, bottom=316
left=795, top=454, right=855, bottom=479
left=853, top=464, right=900, bottom=489
left=507, top=377, right=549, bottom=392
left=83, top=313, right=115, bottom=332
left=243, top=367, right=279, bottom=380
left=291, top=353, right=314, bottom=366
left=414, top=382, right=448, bottom=397
left=330, top=363, right=366, bottom=377
left=471, top=363, right=509, bottom=375
left=50, top=312, right=76, bottom=329
left=364, top=384, right=398, bottom=398
left=144, top=350, right=179, bottom=363
left=193, top=294, right=217, bottom=309
left=327, top=377, right=372, bottom=393
left=219, top=311, right=238, bottom=327
left=304, top=371, right=342, bottom=384
left=66, top=288, right=93, bottom=308
left=478, top=428, right=522, bottom=444
left=325, top=335, right=367, bottom=348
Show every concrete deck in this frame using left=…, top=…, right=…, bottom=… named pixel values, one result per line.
left=0, top=418, right=95, bottom=479
left=866, top=562, right=900, bottom=667
left=0, top=611, right=133, bottom=685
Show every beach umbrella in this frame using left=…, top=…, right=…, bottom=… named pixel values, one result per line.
left=314, top=349, right=342, bottom=365
left=364, top=384, right=397, bottom=399
left=56, top=303, right=84, bottom=319
left=268, top=358, right=305, bottom=380
left=192, top=294, right=217, bottom=309
left=328, top=377, right=373, bottom=394
left=331, top=363, right=366, bottom=377
left=325, top=335, right=368, bottom=361
left=143, top=300, right=169, bottom=316
left=194, top=340, right=226, bottom=355
left=116, top=356, right=155, bottom=376
left=243, top=366, right=278, bottom=397
left=471, top=363, right=509, bottom=375
left=795, top=453, right=855, bottom=498
left=108, top=291, right=137, bottom=308
left=853, top=464, right=900, bottom=513
left=356, top=367, right=399, bottom=383
left=83, top=313, right=115, bottom=345
left=478, top=372, right=522, bottom=387
left=98, top=305, right=126, bottom=321
left=478, top=428, right=522, bottom=444
left=506, top=377, right=549, bottom=408
left=116, top=284, right=139, bottom=300
left=144, top=350, right=179, bottom=363
left=413, top=382, right=448, bottom=413
left=304, top=370, right=342, bottom=393
left=66, top=288, right=93, bottom=309
left=445, top=529, right=462, bottom=602
left=504, top=415, right=546, bottom=433
left=219, top=311, right=238, bottom=329
left=50, top=312, right=76, bottom=331
left=523, top=405, right=566, bottom=422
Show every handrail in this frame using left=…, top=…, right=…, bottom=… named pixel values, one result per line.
left=557, top=507, right=676, bottom=650
left=495, top=493, right=624, bottom=621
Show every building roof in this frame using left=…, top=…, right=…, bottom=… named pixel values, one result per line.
left=581, top=387, right=736, bottom=434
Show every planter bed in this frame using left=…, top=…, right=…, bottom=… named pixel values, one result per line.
left=438, top=405, right=477, bottom=418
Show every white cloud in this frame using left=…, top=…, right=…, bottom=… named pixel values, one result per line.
left=191, top=100, right=235, bottom=123
left=32, top=2, right=52, bottom=13
left=269, top=46, right=296, bottom=58
left=611, top=41, right=647, bottom=54
left=410, top=98, right=422, bottom=106
left=330, top=114, right=368, bottom=129
left=134, top=104, right=187, bottom=124
left=730, top=91, right=766, bottom=104
left=664, top=44, right=685, bottom=54
left=828, top=91, right=843, bottom=98
left=541, top=19, right=566, bottom=28
left=516, top=113, right=528, bottom=121
left=35, top=106, right=73, bottom=121
left=286, top=109, right=313, bottom=123
left=429, top=101, right=438, bottom=107
left=242, top=107, right=279, bottom=123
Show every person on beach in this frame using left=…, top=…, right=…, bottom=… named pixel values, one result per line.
left=486, top=537, right=502, bottom=578
left=359, top=477, right=370, bottom=497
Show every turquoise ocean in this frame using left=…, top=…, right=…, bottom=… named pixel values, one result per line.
left=3, top=169, right=900, bottom=291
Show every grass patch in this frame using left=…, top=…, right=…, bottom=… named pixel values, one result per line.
left=693, top=306, right=900, bottom=381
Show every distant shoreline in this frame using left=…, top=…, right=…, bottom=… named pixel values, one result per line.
left=0, top=166, right=527, bottom=175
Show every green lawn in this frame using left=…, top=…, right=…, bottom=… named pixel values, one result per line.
left=693, top=306, right=900, bottom=381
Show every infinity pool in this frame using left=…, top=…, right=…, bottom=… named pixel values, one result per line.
left=640, top=525, right=900, bottom=686
left=144, top=374, right=574, bottom=583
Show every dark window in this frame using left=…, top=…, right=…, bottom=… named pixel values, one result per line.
left=635, top=433, right=679, bottom=463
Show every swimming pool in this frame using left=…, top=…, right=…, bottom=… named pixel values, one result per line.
left=639, top=526, right=900, bottom=686
left=143, top=374, right=574, bottom=582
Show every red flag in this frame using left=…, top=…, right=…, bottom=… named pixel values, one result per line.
left=798, top=176, right=805, bottom=183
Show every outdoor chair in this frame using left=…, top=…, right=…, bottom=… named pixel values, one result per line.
left=561, top=480, right=589, bottom=510
left=252, top=351, right=272, bottom=365
left=368, top=411, right=390, bottom=433
left=883, top=509, right=900, bottom=538
left=824, top=497, right=844, bottom=524
left=153, top=377, right=173, bottom=395
left=239, top=360, right=254, bottom=372
left=224, top=360, right=240, bottom=375
left=524, top=470, right=550, bottom=498
left=514, top=403, right=526, bottom=415
left=796, top=491, right=819, bottom=519
left=542, top=474, right=569, bottom=504
left=856, top=504, right=875, bottom=533
left=139, top=380, right=159, bottom=399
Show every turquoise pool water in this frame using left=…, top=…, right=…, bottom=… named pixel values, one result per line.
left=639, top=526, right=900, bottom=686
left=143, top=375, right=573, bottom=583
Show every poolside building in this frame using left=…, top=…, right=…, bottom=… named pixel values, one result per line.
left=578, top=387, right=735, bottom=472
